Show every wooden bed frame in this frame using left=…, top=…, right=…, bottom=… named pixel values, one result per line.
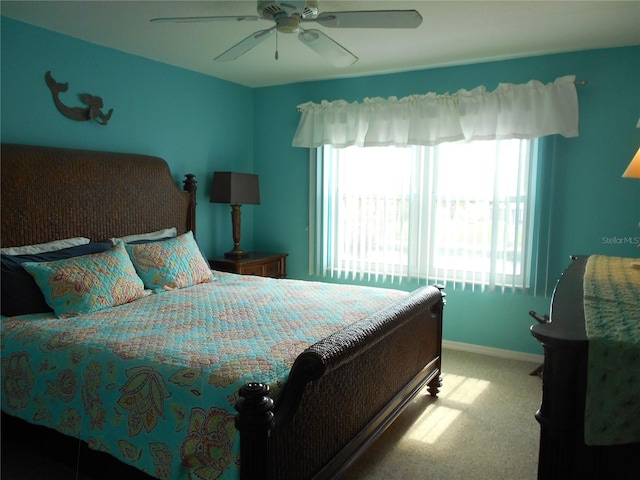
left=1, top=143, right=444, bottom=480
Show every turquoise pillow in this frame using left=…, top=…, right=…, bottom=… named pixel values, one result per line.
left=125, top=231, right=212, bottom=291
left=22, top=243, right=149, bottom=317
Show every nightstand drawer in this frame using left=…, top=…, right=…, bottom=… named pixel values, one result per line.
left=262, top=261, right=281, bottom=278
left=209, top=252, right=288, bottom=279
left=242, top=264, right=268, bottom=276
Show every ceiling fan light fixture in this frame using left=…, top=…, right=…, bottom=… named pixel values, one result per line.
left=276, top=15, right=301, bottom=33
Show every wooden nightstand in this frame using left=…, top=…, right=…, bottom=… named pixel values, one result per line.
left=209, top=252, right=288, bottom=279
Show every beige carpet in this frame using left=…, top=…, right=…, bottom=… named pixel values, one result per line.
left=343, top=347, right=542, bottom=480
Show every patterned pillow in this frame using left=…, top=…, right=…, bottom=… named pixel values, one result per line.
left=1, top=242, right=113, bottom=317
left=125, top=231, right=212, bottom=291
left=22, top=243, right=149, bottom=317
left=109, top=227, right=177, bottom=245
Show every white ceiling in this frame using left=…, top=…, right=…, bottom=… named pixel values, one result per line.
left=2, top=1, right=639, bottom=88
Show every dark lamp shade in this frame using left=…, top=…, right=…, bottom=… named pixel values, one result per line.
left=210, top=172, right=260, bottom=205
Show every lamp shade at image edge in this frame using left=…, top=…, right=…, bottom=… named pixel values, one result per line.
left=622, top=148, right=640, bottom=179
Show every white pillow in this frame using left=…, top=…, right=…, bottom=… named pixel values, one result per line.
left=0, top=237, right=91, bottom=255
left=110, top=227, right=177, bottom=245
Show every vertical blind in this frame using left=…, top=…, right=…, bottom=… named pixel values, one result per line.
left=314, top=140, right=537, bottom=291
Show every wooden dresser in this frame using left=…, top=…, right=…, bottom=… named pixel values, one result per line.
left=209, top=252, right=288, bottom=279
left=530, top=255, right=640, bottom=480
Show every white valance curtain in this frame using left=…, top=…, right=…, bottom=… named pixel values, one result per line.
left=292, top=75, right=579, bottom=148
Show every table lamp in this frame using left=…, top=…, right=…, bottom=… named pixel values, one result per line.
left=210, top=172, right=260, bottom=258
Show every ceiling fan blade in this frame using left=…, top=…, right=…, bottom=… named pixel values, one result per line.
left=312, top=10, right=423, bottom=29
left=298, top=29, right=357, bottom=67
left=151, top=15, right=261, bottom=24
left=215, top=27, right=276, bottom=62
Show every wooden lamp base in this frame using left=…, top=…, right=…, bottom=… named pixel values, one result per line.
left=225, top=204, right=249, bottom=258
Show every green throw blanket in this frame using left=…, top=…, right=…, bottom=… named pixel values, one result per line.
left=583, top=255, right=640, bottom=446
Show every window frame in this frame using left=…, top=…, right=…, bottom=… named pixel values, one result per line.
left=311, top=138, right=540, bottom=290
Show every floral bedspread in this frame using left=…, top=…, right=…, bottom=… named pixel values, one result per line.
left=1, top=272, right=406, bottom=480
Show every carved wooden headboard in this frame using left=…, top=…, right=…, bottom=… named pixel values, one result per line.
left=0, top=144, right=196, bottom=248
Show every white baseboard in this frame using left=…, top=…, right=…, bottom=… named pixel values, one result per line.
left=443, top=340, right=544, bottom=364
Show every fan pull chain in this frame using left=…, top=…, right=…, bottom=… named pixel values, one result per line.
left=275, top=30, right=279, bottom=60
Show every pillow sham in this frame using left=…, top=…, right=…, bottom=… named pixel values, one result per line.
left=125, top=231, right=212, bottom=291
left=109, top=227, right=177, bottom=245
left=1, top=242, right=113, bottom=317
left=22, top=243, right=149, bottom=318
left=1, top=237, right=90, bottom=256
left=128, top=233, right=209, bottom=263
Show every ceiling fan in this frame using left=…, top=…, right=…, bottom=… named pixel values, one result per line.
left=151, top=1, right=423, bottom=67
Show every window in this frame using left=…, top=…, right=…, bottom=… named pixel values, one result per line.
left=311, top=139, right=538, bottom=290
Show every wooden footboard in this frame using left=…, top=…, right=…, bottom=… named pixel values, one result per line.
left=236, top=285, right=445, bottom=480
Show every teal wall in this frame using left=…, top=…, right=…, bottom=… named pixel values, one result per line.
left=0, top=16, right=256, bottom=258
left=2, top=16, right=639, bottom=355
